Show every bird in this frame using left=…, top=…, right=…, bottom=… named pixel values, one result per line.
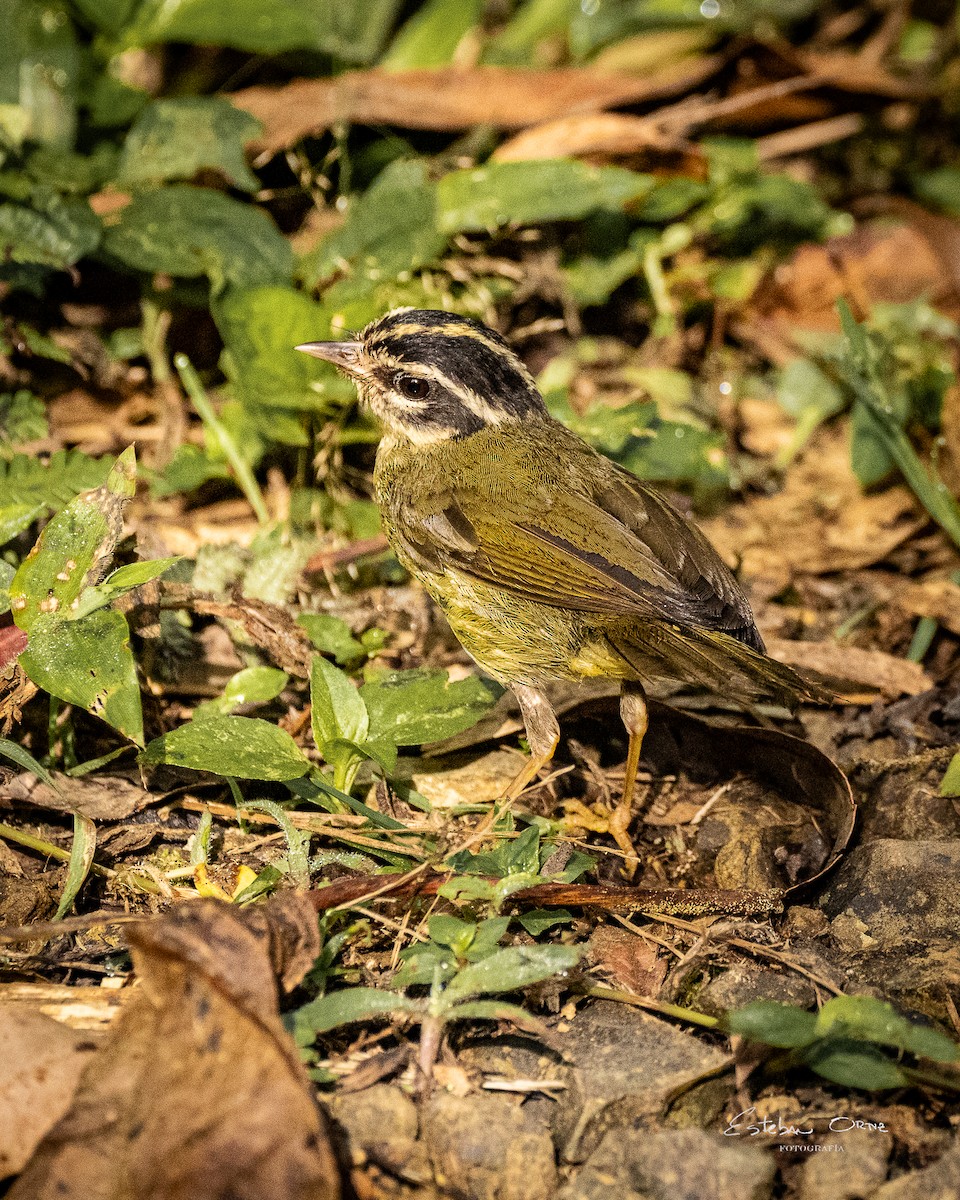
left=297, top=308, right=827, bottom=872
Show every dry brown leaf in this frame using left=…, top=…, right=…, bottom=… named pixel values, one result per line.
left=4, top=772, right=151, bottom=821
left=896, top=578, right=960, bottom=638
left=589, top=927, right=667, bottom=998
left=0, top=1009, right=99, bottom=1179
left=0, top=982, right=128, bottom=1032
left=700, top=425, right=923, bottom=597
left=765, top=637, right=932, bottom=699
left=493, top=112, right=700, bottom=166
left=232, top=60, right=723, bottom=153
left=9, top=895, right=339, bottom=1200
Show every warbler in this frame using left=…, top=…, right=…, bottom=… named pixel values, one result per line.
left=298, top=309, right=825, bottom=869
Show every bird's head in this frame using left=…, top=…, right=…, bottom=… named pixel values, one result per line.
left=296, top=308, right=547, bottom=445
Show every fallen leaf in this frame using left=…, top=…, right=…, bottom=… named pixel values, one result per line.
left=5, top=771, right=151, bottom=821
left=9, top=895, right=340, bottom=1200
left=701, top=425, right=924, bottom=597
left=589, top=927, right=667, bottom=998
left=765, top=638, right=932, bottom=699
left=493, top=113, right=700, bottom=167
left=896, top=578, right=960, bottom=638
left=0, top=1009, right=99, bottom=1179
left=231, top=60, right=723, bottom=153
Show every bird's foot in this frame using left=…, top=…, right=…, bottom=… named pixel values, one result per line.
left=562, top=799, right=640, bottom=878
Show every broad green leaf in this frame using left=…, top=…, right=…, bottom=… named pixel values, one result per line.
left=0, top=503, right=43, bottom=547
left=941, top=753, right=960, bottom=797
left=562, top=245, right=643, bottom=307
left=0, top=449, right=111, bottom=513
left=436, top=159, right=654, bottom=234
left=300, top=159, right=446, bottom=290
left=428, top=913, right=480, bottom=950
left=518, top=908, right=573, bottom=935
left=726, top=1000, right=818, bottom=1049
left=141, top=715, right=309, bottom=780
left=443, top=999, right=549, bottom=1033
left=805, top=1041, right=908, bottom=1090
left=20, top=608, right=144, bottom=745
left=127, top=0, right=403, bottom=61
left=311, top=655, right=369, bottom=747
left=815, top=995, right=960, bottom=1063
left=360, top=668, right=503, bottom=746
left=195, top=666, right=289, bottom=719
left=291, top=987, right=416, bottom=1042
left=393, top=943, right=458, bottom=989
left=213, top=284, right=346, bottom=412
left=115, top=97, right=261, bottom=191
left=70, top=0, right=138, bottom=35
left=382, top=0, right=482, bottom=68
left=103, top=186, right=292, bottom=292
left=913, top=167, right=960, bottom=216
left=54, top=811, right=96, bottom=920
left=0, top=194, right=100, bottom=268
left=443, top=944, right=579, bottom=1002
left=482, top=0, right=571, bottom=65
left=10, top=447, right=135, bottom=633
left=298, top=614, right=367, bottom=666
left=775, top=358, right=846, bottom=465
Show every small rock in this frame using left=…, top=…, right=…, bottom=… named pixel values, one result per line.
left=695, top=962, right=817, bottom=1017
left=327, top=1084, right=430, bottom=1184
left=552, top=1001, right=731, bottom=1162
left=852, top=752, right=960, bottom=842
left=798, top=1128, right=891, bottom=1200
left=422, top=1091, right=557, bottom=1200
left=560, top=1127, right=774, bottom=1200
left=872, top=1138, right=960, bottom=1199
left=820, top=840, right=960, bottom=947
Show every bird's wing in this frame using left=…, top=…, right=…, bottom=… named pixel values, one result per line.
left=392, top=435, right=761, bottom=646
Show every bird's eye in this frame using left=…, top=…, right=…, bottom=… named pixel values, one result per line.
left=395, top=373, right=431, bottom=400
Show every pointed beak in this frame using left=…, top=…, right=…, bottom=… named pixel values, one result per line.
left=295, top=340, right=364, bottom=374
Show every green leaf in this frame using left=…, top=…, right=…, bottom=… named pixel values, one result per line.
left=443, top=999, right=549, bottom=1034
left=54, top=811, right=96, bottom=920
left=103, top=186, right=292, bottom=292
left=436, top=159, right=654, bottom=234
left=72, top=556, right=181, bottom=619
left=298, top=614, right=368, bottom=666
left=805, top=1041, right=908, bottom=1090
left=140, top=715, right=309, bottom=780
left=20, top=608, right=144, bottom=745
left=382, top=0, right=483, bottom=68
left=814, top=995, right=960, bottom=1063
left=393, top=942, right=458, bottom=988
left=300, top=159, right=446, bottom=290
left=518, top=908, right=573, bottom=935
left=70, top=0, right=139, bottom=35
left=913, top=167, right=960, bottom=217
left=775, top=358, right=846, bottom=466
left=0, top=194, right=100, bottom=268
left=0, top=449, right=111, bottom=514
left=9, top=447, right=135, bottom=633
left=726, top=1000, right=818, bottom=1049
left=311, top=654, right=369, bottom=747
left=0, top=0, right=78, bottom=149
left=291, top=987, right=416, bottom=1042
left=443, top=943, right=579, bottom=1002
left=941, top=753, right=960, bottom=797
left=195, top=666, right=289, bottom=719
left=115, top=97, right=261, bottom=191
left=213, top=284, right=349, bottom=414
left=0, top=736, right=65, bottom=792
left=360, top=668, right=503, bottom=746
left=127, top=0, right=403, bottom=61
left=0, top=503, right=43, bottom=547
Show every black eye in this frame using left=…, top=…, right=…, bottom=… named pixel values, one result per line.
left=395, top=373, right=430, bottom=400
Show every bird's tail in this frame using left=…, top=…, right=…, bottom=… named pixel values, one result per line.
left=608, top=623, right=833, bottom=711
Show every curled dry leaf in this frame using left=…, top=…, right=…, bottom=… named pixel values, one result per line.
left=700, top=426, right=923, bottom=598
left=231, top=60, right=723, bottom=153
left=5, top=771, right=153, bottom=821
left=493, top=113, right=701, bottom=167
left=588, top=927, right=668, bottom=998
left=9, top=894, right=340, bottom=1200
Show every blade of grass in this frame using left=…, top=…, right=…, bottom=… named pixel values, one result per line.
left=174, top=352, right=270, bottom=525
left=53, top=812, right=97, bottom=919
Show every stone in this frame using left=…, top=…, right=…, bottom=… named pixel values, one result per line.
left=820, top=840, right=960, bottom=947
left=327, top=1084, right=430, bottom=1185
left=421, top=1091, right=557, bottom=1200
left=872, top=1139, right=960, bottom=1199
left=695, top=962, right=817, bottom=1017
left=550, top=1001, right=731, bottom=1162
left=560, top=1127, right=774, bottom=1200
left=798, top=1128, right=891, bottom=1200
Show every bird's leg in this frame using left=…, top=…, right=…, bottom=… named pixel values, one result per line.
left=504, top=685, right=560, bottom=801
left=610, top=681, right=648, bottom=874
left=562, top=681, right=647, bottom=876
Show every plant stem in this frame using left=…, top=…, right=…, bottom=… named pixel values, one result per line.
left=174, top=352, right=270, bottom=526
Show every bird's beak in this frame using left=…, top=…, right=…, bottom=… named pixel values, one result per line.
left=295, top=341, right=364, bottom=375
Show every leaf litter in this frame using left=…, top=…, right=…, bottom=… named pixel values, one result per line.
left=2, top=3, right=960, bottom=1197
